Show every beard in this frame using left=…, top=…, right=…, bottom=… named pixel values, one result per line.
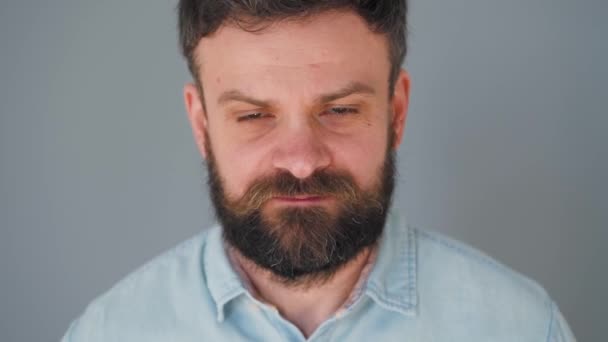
left=206, top=135, right=396, bottom=286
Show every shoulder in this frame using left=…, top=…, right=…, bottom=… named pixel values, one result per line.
left=414, top=226, right=548, bottom=293
left=413, top=225, right=550, bottom=297
left=412, top=225, right=559, bottom=339
left=62, top=229, right=216, bottom=341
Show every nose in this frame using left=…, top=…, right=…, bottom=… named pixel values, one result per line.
left=271, top=121, right=331, bottom=179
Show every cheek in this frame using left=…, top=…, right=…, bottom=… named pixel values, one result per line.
left=327, top=128, right=389, bottom=189
left=208, top=133, right=271, bottom=199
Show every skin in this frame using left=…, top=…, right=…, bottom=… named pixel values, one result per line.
left=183, top=10, right=410, bottom=338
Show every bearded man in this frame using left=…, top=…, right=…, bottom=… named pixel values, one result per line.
left=62, top=1, right=576, bottom=341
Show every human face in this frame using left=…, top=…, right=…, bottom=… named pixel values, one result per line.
left=183, top=10, right=410, bottom=280
left=185, top=9, right=409, bottom=212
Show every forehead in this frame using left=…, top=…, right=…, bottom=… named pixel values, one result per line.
left=194, top=10, right=391, bottom=102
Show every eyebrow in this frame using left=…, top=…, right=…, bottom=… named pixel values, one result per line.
left=217, top=81, right=376, bottom=107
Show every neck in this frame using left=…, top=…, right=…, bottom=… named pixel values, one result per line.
left=231, top=247, right=373, bottom=338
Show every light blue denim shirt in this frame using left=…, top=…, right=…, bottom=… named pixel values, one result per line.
left=62, top=213, right=576, bottom=341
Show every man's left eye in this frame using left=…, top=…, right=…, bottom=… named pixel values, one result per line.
left=326, top=107, right=359, bottom=115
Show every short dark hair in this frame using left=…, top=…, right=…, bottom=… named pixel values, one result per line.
left=177, top=0, right=407, bottom=98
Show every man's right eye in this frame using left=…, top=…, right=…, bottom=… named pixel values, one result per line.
left=236, top=112, right=269, bottom=122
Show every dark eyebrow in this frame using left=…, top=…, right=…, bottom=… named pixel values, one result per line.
left=217, top=81, right=376, bottom=107
left=318, top=81, right=376, bottom=104
left=217, top=90, right=275, bottom=108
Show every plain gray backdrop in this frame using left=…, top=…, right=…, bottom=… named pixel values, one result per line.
left=1, top=0, right=606, bottom=341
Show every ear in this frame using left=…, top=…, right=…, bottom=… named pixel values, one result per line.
left=183, top=83, right=209, bottom=159
left=390, top=69, right=411, bottom=150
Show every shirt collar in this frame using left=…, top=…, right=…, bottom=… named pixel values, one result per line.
left=361, top=212, right=418, bottom=316
left=202, top=225, right=246, bottom=322
left=202, top=211, right=418, bottom=322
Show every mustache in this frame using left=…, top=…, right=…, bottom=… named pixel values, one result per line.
left=225, top=169, right=363, bottom=216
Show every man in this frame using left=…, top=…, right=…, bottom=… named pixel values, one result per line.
left=62, top=1, right=576, bottom=341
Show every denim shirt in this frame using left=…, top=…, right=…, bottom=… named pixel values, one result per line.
left=62, top=213, right=576, bottom=341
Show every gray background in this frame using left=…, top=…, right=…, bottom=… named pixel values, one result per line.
left=1, top=0, right=606, bottom=341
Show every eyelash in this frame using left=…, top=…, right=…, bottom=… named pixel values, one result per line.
left=327, top=107, right=359, bottom=115
left=236, top=112, right=267, bottom=122
left=236, top=107, right=359, bottom=122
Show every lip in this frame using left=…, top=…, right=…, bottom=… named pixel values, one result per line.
left=271, top=195, right=328, bottom=204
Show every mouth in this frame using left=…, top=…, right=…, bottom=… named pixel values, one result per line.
left=271, top=195, right=330, bottom=205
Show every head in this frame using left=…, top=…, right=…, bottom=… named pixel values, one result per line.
left=179, top=0, right=410, bottom=285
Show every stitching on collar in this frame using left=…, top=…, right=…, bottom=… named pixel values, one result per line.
left=363, top=214, right=418, bottom=316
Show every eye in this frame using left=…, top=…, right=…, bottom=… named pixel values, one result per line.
left=325, top=107, right=359, bottom=116
left=236, top=112, right=271, bottom=122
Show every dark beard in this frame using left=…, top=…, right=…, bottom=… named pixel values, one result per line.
left=206, top=142, right=396, bottom=286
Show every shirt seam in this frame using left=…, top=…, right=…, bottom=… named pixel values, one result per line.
left=545, top=300, right=556, bottom=342
left=365, top=284, right=415, bottom=310
left=407, top=224, right=417, bottom=308
left=362, top=220, right=417, bottom=313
